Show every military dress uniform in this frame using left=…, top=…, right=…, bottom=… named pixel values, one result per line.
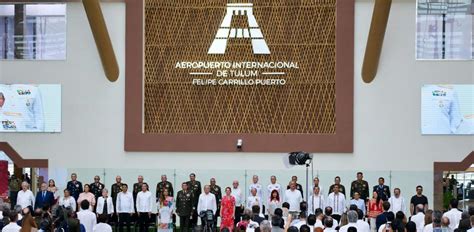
left=210, top=184, right=222, bottom=227
left=373, top=185, right=391, bottom=201
left=111, top=182, right=124, bottom=226
left=156, top=181, right=174, bottom=198
left=186, top=180, right=201, bottom=228
left=66, top=180, right=83, bottom=202
left=176, top=189, right=194, bottom=232
left=350, top=180, right=369, bottom=201
left=90, top=182, right=105, bottom=200
left=8, top=176, right=21, bottom=209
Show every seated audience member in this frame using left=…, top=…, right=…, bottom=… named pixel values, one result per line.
left=65, top=207, right=81, bottom=232
left=376, top=201, right=392, bottom=230
left=77, top=200, right=96, bottom=232
left=237, top=213, right=251, bottom=230
left=93, top=214, right=112, bottom=232
left=339, top=210, right=360, bottom=232
left=260, top=220, right=272, bottom=232
left=314, top=211, right=325, bottom=229
left=411, top=204, right=426, bottom=232
left=431, top=211, right=443, bottom=232
left=300, top=225, right=311, bottom=232
left=444, top=199, right=462, bottom=231
left=456, top=219, right=471, bottom=232
left=1, top=212, right=21, bottom=232
left=469, top=216, right=474, bottom=232
left=340, top=213, right=349, bottom=228
left=423, top=209, right=434, bottom=232
left=20, top=206, right=37, bottom=232
left=307, top=214, right=317, bottom=231
left=348, top=227, right=358, bottom=232
left=291, top=211, right=307, bottom=229
left=324, top=217, right=337, bottom=232
left=441, top=217, right=450, bottom=231
left=406, top=221, right=418, bottom=232
left=252, top=205, right=264, bottom=224
left=271, top=212, right=284, bottom=232
left=324, top=207, right=339, bottom=230
left=378, top=212, right=395, bottom=232
left=356, top=209, right=370, bottom=232
left=281, top=202, right=290, bottom=220
left=394, top=211, right=407, bottom=232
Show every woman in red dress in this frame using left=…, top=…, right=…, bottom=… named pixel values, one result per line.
left=367, top=191, right=383, bottom=232
left=220, top=187, right=236, bottom=231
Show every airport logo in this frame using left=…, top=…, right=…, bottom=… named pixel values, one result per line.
left=208, top=1, right=270, bottom=55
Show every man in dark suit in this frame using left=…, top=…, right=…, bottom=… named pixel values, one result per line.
left=35, top=182, right=54, bottom=209
left=373, top=177, right=391, bottom=201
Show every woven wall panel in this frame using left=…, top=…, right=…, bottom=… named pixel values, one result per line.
left=144, top=0, right=337, bottom=134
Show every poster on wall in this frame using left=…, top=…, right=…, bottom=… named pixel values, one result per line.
left=416, top=0, right=473, bottom=60
left=0, top=3, right=66, bottom=60
left=421, top=85, right=473, bottom=135
left=0, top=84, right=61, bottom=132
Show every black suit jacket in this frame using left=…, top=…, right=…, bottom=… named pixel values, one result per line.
left=35, top=191, right=55, bottom=209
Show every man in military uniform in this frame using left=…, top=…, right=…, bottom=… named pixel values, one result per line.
left=90, top=176, right=105, bottom=200
left=133, top=175, right=146, bottom=213
left=329, top=176, right=346, bottom=197
left=111, top=175, right=124, bottom=227
left=156, top=175, right=174, bottom=198
left=66, top=173, right=83, bottom=201
left=186, top=173, right=201, bottom=229
left=176, top=182, right=194, bottom=232
left=8, top=174, right=21, bottom=209
left=350, top=172, right=369, bottom=201
left=373, top=177, right=390, bottom=201
left=209, top=178, right=222, bottom=228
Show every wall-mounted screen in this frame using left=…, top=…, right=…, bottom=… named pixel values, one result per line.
left=422, top=85, right=473, bottom=135
left=416, top=0, right=473, bottom=60
left=0, top=3, right=66, bottom=60
left=0, top=84, right=61, bottom=132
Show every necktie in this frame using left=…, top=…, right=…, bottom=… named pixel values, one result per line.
left=103, top=197, right=108, bottom=214
left=43, top=191, right=46, bottom=200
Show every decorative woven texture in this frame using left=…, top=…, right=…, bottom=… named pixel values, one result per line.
left=144, top=0, right=337, bottom=134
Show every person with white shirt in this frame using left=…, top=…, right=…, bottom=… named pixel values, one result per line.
left=291, top=212, right=307, bottom=229
left=267, top=176, right=282, bottom=201
left=349, top=192, right=366, bottom=216
left=93, top=214, right=113, bottom=232
left=284, top=181, right=303, bottom=213
left=77, top=200, right=97, bottom=232
left=59, top=189, right=77, bottom=211
left=96, top=188, right=114, bottom=221
left=339, top=210, right=360, bottom=232
left=247, top=188, right=263, bottom=215
left=16, top=181, right=35, bottom=209
left=388, top=188, right=406, bottom=214
left=411, top=204, right=426, bottom=232
left=324, top=217, right=338, bottom=232
left=136, top=183, right=154, bottom=232
left=249, top=175, right=263, bottom=205
left=467, top=214, right=474, bottom=232
left=231, top=180, right=244, bottom=225
left=308, top=186, right=325, bottom=215
left=2, top=212, right=21, bottom=232
left=356, top=209, right=371, bottom=232
left=326, top=184, right=346, bottom=218
left=443, top=199, right=462, bottom=231
left=117, top=184, right=134, bottom=232
left=197, top=185, right=217, bottom=215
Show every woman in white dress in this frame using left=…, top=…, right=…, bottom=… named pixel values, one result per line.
left=59, top=189, right=76, bottom=211
left=267, top=189, right=281, bottom=217
left=157, top=189, right=174, bottom=232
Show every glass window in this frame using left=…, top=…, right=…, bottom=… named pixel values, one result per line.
left=0, top=3, right=66, bottom=60
left=416, top=0, right=473, bottom=60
